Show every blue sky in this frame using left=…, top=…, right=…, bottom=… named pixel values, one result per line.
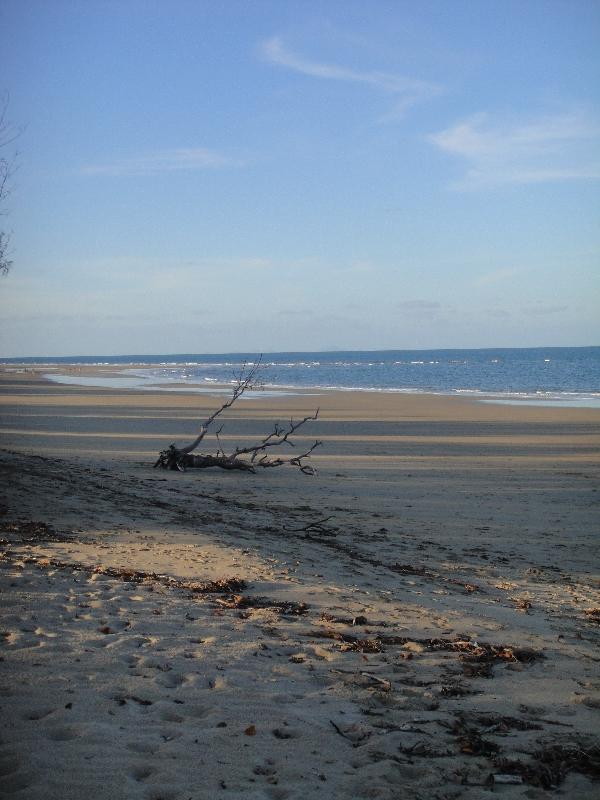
left=1, top=0, right=599, bottom=356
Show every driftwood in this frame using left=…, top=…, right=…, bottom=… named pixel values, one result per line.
left=153, top=358, right=322, bottom=474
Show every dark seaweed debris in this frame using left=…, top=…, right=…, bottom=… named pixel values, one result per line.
left=494, top=742, right=600, bottom=788
left=90, top=565, right=248, bottom=594
left=389, top=562, right=479, bottom=593
left=451, top=713, right=501, bottom=757
left=308, top=630, right=544, bottom=672
left=214, top=595, right=309, bottom=616
left=0, top=518, right=72, bottom=543
left=0, top=548, right=249, bottom=597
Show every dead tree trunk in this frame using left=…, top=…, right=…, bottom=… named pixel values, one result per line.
left=153, top=358, right=322, bottom=474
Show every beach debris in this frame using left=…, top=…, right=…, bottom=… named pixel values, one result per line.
left=129, top=696, right=153, bottom=706
left=284, top=516, right=338, bottom=537
left=462, top=660, right=494, bottom=679
left=490, top=774, right=523, bottom=785
left=511, top=596, right=532, bottom=612
left=309, top=629, right=543, bottom=666
left=493, top=742, right=600, bottom=788
left=340, top=638, right=383, bottom=654
left=458, top=641, right=542, bottom=679
left=153, top=357, right=322, bottom=474
left=451, top=714, right=500, bottom=757
left=360, top=672, right=392, bottom=691
left=378, top=556, right=480, bottom=593
left=389, top=561, right=481, bottom=594
left=0, top=518, right=72, bottom=543
left=91, top=565, right=249, bottom=594
left=214, top=595, right=309, bottom=616
left=320, top=612, right=370, bottom=626
left=584, top=608, right=600, bottom=624
left=440, top=683, right=475, bottom=697
left=399, top=741, right=453, bottom=758
left=464, top=712, right=542, bottom=732
left=4, top=551, right=263, bottom=611
left=272, top=728, right=293, bottom=739
left=390, top=562, right=437, bottom=578
left=244, top=725, right=257, bottom=736
left=313, top=629, right=384, bottom=652
left=329, top=719, right=371, bottom=746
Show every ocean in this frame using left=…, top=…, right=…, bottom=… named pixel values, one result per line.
left=3, top=347, right=599, bottom=407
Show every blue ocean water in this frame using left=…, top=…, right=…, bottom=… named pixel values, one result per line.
left=4, top=347, right=599, bottom=406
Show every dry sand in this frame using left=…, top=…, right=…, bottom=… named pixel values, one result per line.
left=0, top=368, right=599, bottom=799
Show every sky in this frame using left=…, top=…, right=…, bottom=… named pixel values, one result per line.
left=0, top=0, right=599, bottom=356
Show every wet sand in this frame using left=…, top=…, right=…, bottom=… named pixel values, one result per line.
left=1, top=367, right=599, bottom=799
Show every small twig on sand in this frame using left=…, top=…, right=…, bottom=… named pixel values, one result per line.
left=360, top=672, right=392, bottom=691
left=284, top=516, right=336, bottom=535
left=329, top=719, right=370, bottom=746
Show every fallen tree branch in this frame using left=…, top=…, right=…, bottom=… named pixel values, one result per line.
left=153, top=357, right=322, bottom=474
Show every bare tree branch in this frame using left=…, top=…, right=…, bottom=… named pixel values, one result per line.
left=153, top=357, right=322, bottom=474
left=0, top=93, right=21, bottom=277
left=176, top=356, right=263, bottom=456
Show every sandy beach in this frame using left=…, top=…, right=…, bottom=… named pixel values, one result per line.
left=1, top=367, right=599, bottom=799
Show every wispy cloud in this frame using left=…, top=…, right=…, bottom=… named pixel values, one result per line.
left=81, top=147, right=243, bottom=177
left=260, top=36, right=440, bottom=114
left=429, top=111, right=600, bottom=188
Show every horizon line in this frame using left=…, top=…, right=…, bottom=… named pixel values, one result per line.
left=1, top=344, right=599, bottom=361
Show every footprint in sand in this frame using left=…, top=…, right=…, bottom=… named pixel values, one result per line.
left=158, top=708, right=184, bottom=723
left=184, top=703, right=212, bottom=719
left=45, top=725, right=78, bottom=741
left=155, top=672, right=187, bottom=689
left=130, top=764, right=155, bottom=782
left=23, top=707, right=56, bottom=721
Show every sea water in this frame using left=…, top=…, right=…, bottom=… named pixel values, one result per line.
left=5, top=347, right=599, bottom=407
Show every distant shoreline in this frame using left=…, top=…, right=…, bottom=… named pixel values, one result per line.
left=1, top=343, right=599, bottom=363
left=7, top=360, right=598, bottom=409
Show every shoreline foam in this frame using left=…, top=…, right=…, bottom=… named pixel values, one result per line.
left=37, top=365, right=600, bottom=409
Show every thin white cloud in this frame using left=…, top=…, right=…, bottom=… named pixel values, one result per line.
left=81, top=148, right=243, bottom=176
left=260, top=36, right=440, bottom=112
left=429, top=111, right=600, bottom=188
